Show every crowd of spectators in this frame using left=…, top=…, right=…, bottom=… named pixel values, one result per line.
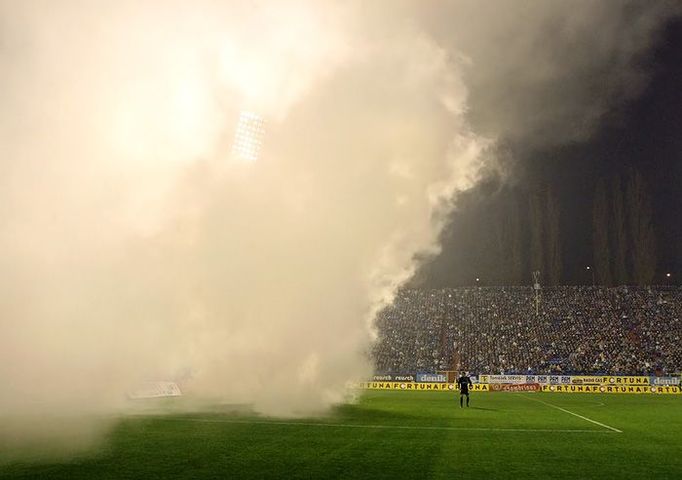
left=373, top=286, right=682, bottom=376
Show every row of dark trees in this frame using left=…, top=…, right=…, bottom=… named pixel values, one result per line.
left=488, top=186, right=561, bottom=286
left=530, top=187, right=562, bottom=285
left=592, top=169, right=657, bottom=286
left=417, top=168, right=658, bottom=287
left=493, top=168, right=657, bottom=286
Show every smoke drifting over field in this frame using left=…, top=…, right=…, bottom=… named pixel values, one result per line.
left=0, top=0, right=677, bottom=453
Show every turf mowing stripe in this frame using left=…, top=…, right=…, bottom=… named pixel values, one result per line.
left=520, top=395, right=623, bottom=433
left=151, top=417, right=617, bottom=434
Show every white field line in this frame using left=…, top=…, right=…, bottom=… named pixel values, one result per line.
left=151, top=416, right=617, bottom=434
left=520, top=395, right=622, bottom=433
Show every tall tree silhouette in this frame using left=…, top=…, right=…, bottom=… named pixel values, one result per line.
left=493, top=194, right=524, bottom=285
left=626, top=169, right=657, bottom=285
left=529, top=189, right=545, bottom=280
left=611, top=175, right=628, bottom=284
left=545, top=187, right=562, bottom=285
left=592, top=178, right=612, bottom=285
left=508, top=195, right=524, bottom=285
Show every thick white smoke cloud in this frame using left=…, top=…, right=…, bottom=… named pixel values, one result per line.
left=0, top=0, right=677, bottom=454
left=0, top=0, right=484, bottom=441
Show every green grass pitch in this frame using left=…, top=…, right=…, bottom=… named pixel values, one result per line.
left=2, top=391, right=681, bottom=479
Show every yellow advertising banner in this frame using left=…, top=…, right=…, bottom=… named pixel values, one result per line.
left=356, top=382, right=489, bottom=392
left=559, top=375, right=651, bottom=385
left=354, top=382, right=680, bottom=394
left=604, top=376, right=651, bottom=385
left=541, top=384, right=680, bottom=394
left=569, top=376, right=608, bottom=384
left=569, top=376, right=653, bottom=386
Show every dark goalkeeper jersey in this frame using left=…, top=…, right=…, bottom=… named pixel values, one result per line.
left=457, top=375, right=473, bottom=393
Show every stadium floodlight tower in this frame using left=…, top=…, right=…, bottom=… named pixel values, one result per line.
left=232, top=111, right=265, bottom=162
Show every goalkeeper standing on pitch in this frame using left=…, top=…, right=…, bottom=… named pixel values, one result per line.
left=457, top=371, right=473, bottom=408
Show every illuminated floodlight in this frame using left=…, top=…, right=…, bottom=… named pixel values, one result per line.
left=232, top=111, right=265, bottom=162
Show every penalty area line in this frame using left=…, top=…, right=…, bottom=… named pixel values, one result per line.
left=520, top=395, right=622, bottom=433
left=151, top=417, right=618, bottom=434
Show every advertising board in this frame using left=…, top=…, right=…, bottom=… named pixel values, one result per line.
left=416, top=373, right=447, bottom=383
left=489, top=383, right=541, bottom=392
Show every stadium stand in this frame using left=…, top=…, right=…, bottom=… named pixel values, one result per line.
left=373, top=286, right=682, bottom=376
